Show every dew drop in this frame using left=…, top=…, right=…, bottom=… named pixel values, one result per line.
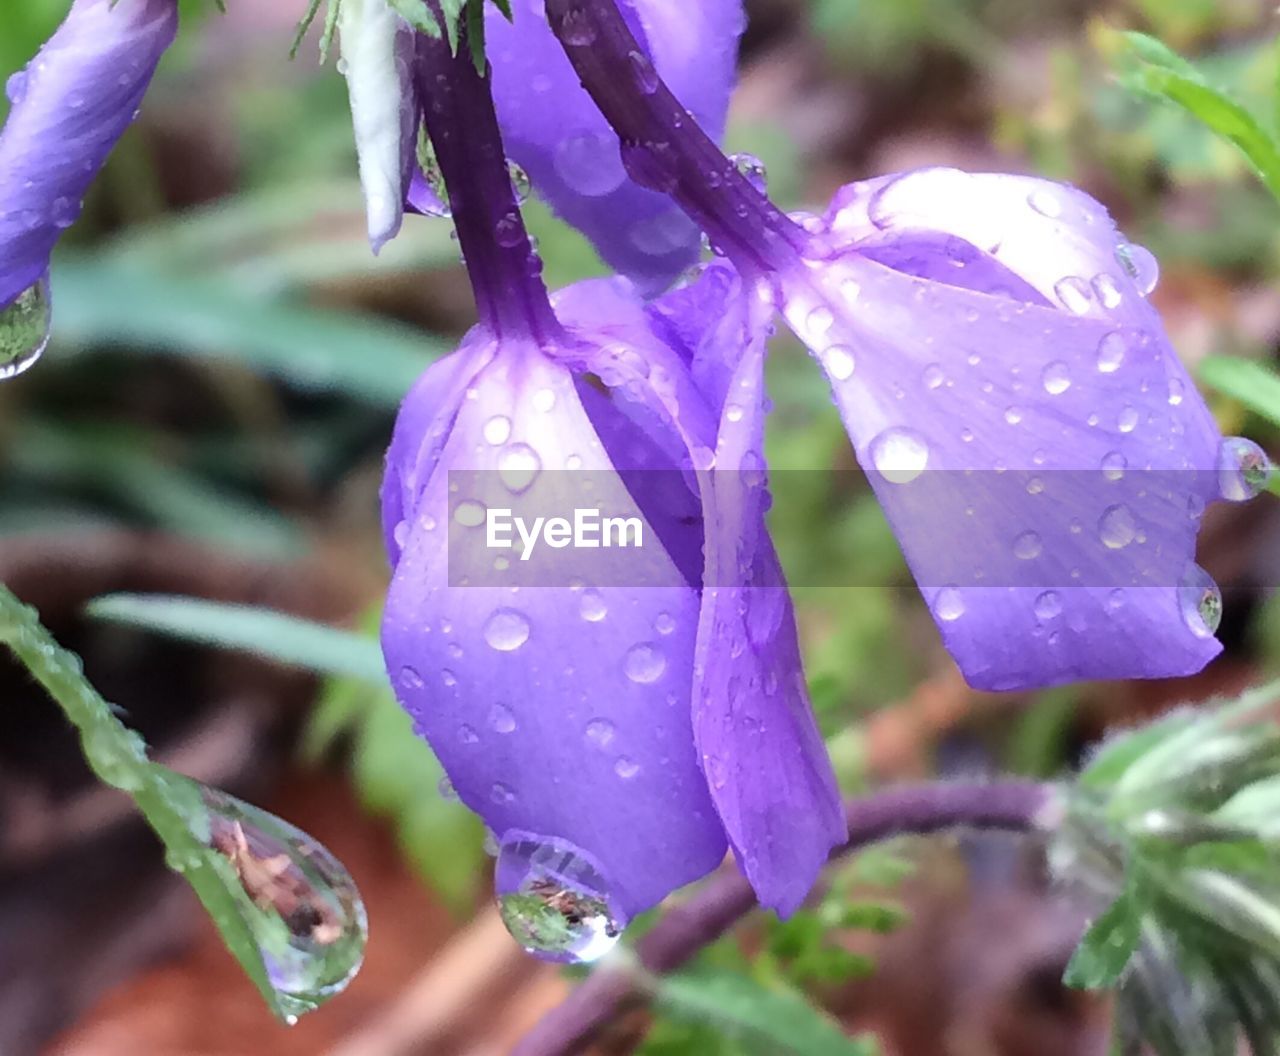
left=1013, top=530, right=1043, bottom=560
left=484, top=608, right=531, bottom=652
left=580, top=589, right=608, bottom=622
left=1092, top=272, right=1123, bottom=309
left=725, top=403, right=745, bottom=423
left=613, top=757, right=641, bottom=780
left=193, top=782, right=367, bottom=1019
left=499, top=443, right=542, bottom=494
left=1115, top=243, right=1159, bottom=295
left=1034, top=591, right=1062, bottom=621
left=5, top=69, right=28, bottom=105
left=1041, top=361, right=1072, bottom=395
left=624, top=642, right=666, bottom=684
left=1028, top=188, right=1062, bottom=218
left=495, top=834, right=623, bottom=964
left=1054, top=276, right=1093, bottom=315
left=654, top=612, right=676, bottom=635
left=933, top=585, right=965, bottom=621
left=1096, top=332, right=1126, bottom=374
left=483, top=415, right=512, bottom=446
left=584, top=718, right=616, bottom=748
left=0, top=276, right=52, bottom=381
left=458, top=724, right=480, bottom=745
left=730, top=152, right=767, bottom=193
left=392, top=519, right=409, bottom=549
left=1098, top=504, right=1137, bottom=549
left=491, top=782, right=516, bottom=805
left=822, top=345, right=855, bottom=381
left=1178, top=563, right=1222, bottom=638
left=508, top=160, right=532, bottom=203
left=454, top=500, right=487, bottom=528
left=557, top=10, right=598, bottom=45
left=627, top=49, right=659, bottom=94
left=399, top=666, right=425, bottom=691
left=532, top=388, right=557, bottom=413
left=1167, top=378, right=1185, bottom=406
left=869, top=427, right=929, bottom=483
left=1118, top=406, right=1139, bottom=434
left=438, top=775, right=459, bottom=802
left=1004, top=406, right=1024, bottom=426
left=489, top=703, right=517, bottom=734
left=1216, top=436, right=1271, bottom=502
left=553, top=132, right=626, bottom=196
left=1101, top=451, right=1127, bottom=482
left=922, top=363, right=945, bottom=391
left=806, top=305, right=834, bottom=335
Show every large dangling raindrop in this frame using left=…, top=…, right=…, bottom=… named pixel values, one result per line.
left=0, top=276, right=52, bottom=381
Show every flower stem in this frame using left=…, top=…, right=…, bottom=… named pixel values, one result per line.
left=414, top=19, right=560, bottom=343
left=511, top=779, right=1058, bottom=1056
left=543, top=0, right=807, bottom=276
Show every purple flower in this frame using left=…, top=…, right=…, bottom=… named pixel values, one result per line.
left=545, top=0, right=1270, bottom=692
left=482, top=0, right=744, bottom=294
left=0, top=0, right=177, bottom=309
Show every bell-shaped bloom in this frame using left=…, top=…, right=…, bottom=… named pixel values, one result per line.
left=380, top=272, right=841, bottom=934
left=0, top=0, right=178, bottom=308
left=482, top=0, right=744, bottom=294
left=776, top=169, right=1235, bottom=690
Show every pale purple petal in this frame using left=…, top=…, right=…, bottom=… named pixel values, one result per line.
left=381, top=334, right=727, bottom=919
left=782, top=178, right=1223, bottom=689
left=0, top=0, right=177, bottom=306
left=485, top=0, right=743, bottom=293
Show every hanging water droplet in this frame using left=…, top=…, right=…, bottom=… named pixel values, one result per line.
left=495, top=833, right=623, bottom=964
left=507, top=160, right=531, bottom=203
left=1013, top=530, right=1043, bottom=560
left=5, top=69, right=28, bottom=105
left=498, top=443, right=542, bottom=494
left=1178, top=563, right=1222, bottom=638
left=191, top=782, right=367, bottom=1020
left=484, top=608, right=530, bottom=652
left=933, top=585, right=965, bottom=622
left=1054, top=276, right=1093, bottom=315
left=1096, top=332, right=1126, bottom=374
left=1216, top=436, right=1271, bottom=502
left=624, top=642, right=666, bottom=684
left=0, top=276, right=52, bottom=381
left=584, top=718, right=616, bottom=748
left=1098, top=504, right=1137, bottom=549
left=489, top=703, right=517, bottom=734
left=1034, top=591, right=1062, bottom=621
left=822, top=345, right=855, bottom=381
left=869, top=427, right=929, bottom=484
left=484, top=415, right=512, bottom=446
left=730, top=152, right=768, bottom=194
left=1115, top=243, right=1159, bottom=295
left=580, top=589, right=608, bottom=623
left=1041, top=361, right=1072, bottom=395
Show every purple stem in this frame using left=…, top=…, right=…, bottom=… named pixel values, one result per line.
left=414, top=23, right=561, bottom=343
left=543, top=0, right=808, bottom=276
left=511, top=780, right=1056, bottom=1056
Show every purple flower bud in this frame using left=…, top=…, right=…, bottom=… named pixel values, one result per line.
left=0, top=0, right=178, bottom=308
left=483, top=0, right=744, bottom=294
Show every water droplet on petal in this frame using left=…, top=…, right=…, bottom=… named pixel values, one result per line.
left=554, top=132, right=626, bottom=197
left=0, top=276, right=51, bottom=381
left=1028, top=188, right=1062, bottom=217
left=654, top=612, right=676, bottom=635
left=584, top=718, right=616, bottom=748
left=624, top=642, right=665, bottom=684
left=495, top=834, right=623, bottom=964
left=5, top=69, right=28, bottom=104
left=580, top=589, right=608, bottom=622
left=869, top=427, right=929, bottom=484
left=1096, top=332, right=1126, bottom=374
left=1034, top=591, right=1062, bottom=621
left=489, top=703, right=517, bottom=734
left=1101, top=451, right=1127, bottom=482
left=730, top=152, right=767, bottom=193
left=1054, top=276, right=1093, bottom=315
left=532, top=388, right=556, bottom=413
left=1217, top=436, right=1271, bottom=502
left=613, top=757, right=641, bottom=779
left=454, top=500, right=487, bottom=528
left=491, top=782, right=516, bottom=805
left=1167, top=378, right=1185, bottom=406
left=1013, top=530, right=1043, bottom=560
left=1004, top=406, right=1024, bottom=426
left=934, top=585, right=965, bottom=621
left=1098, top=504, right=1137, bottom=549
left=194, top=782, right=367, bottom=1019
left=438, top=775, right=459, bottom=802
left=922, top=363, right=945, bottom=390
left=1092, top=272, right=1123, bottom=309
left=822, top=345, right=855, bottom=381
left=484, top=608, right=530, bottom=652
left=1178, top=563, right=1222, bottom=638
left=484, top=415, right=512, bottom=446
left=499, top=443, right=542, bottom=494
left=1116, top=243, right=1159, bottom=295
left=1041, top=361, right=1072, bottom=395
left=508, top=160, right=531, bottom=203
left=1118, top=406, right=1139, bottom=433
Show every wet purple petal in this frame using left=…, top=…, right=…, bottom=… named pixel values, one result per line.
left=381, top=331, right=728, bottom=919
left=778, top=175, right=1223, bottom=689
left=0, top=0, right=177, bottom=307
left=485, top=0, right=743, bottom=293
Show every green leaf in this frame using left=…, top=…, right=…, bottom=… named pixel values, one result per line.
left=0, top=585, right=287, bottom=1020
left=86, top=594, right=387, bottom=683
left=1199, top=355, right=1280, bottom=429
left=386, top=0, right=443, bottom=37
left=51, top=258, right=439, bottom=407
left=1116, top=31, right=1280, bottom=204
left=656, top=971, right=875, bottom=1056
left=1064, top=893, right=1142, bottom=989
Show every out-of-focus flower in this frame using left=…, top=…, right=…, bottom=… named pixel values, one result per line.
left=0, top=0, right=177, bottom=308
left=483, top=0, right=744, bottom=294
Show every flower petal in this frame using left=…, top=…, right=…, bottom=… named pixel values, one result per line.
left=485, top=0, right=743, bottom=294
left=0, top=0, right=177, bottom=307
left=782, top=179, right=1224, bottom=689
left=382, top=338, right=727, bottom=919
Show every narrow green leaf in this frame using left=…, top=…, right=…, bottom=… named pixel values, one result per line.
left=1121, top=31, right=1202, bottom=79
left=656, top=971, right=874, bottom=1056
left=386, top=0, right=442, bottom=36
left=1199, top=355, right=1280, bottom=428
left=86, top=594, right=388, bottom=684
left=0, top=586, right=286, bottom=1019
left=1064, top=894, right=1142, bottom=989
